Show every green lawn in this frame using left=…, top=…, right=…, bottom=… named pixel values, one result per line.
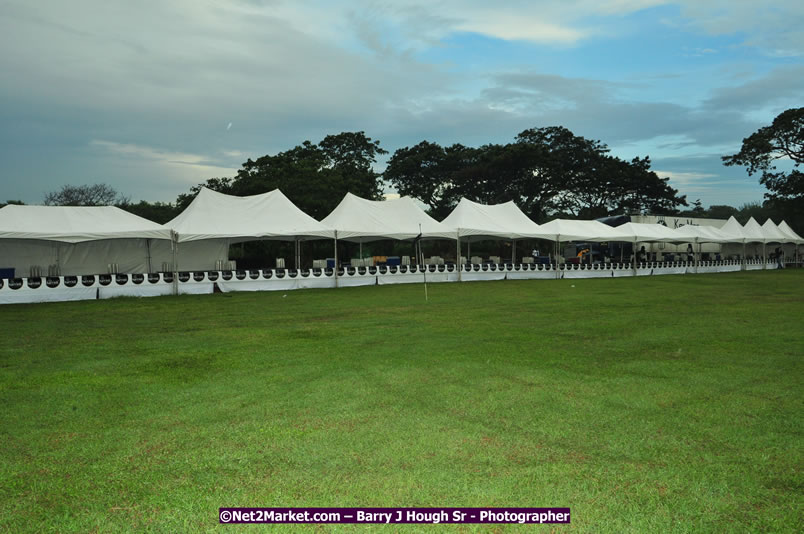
left=0, top=271, right=802, bottom=532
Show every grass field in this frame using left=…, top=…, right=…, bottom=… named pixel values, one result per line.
left=0, top=271, right=802, bottom=532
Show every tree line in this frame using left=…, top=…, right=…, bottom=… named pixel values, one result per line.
left=4, top=108, right=801, bottom=232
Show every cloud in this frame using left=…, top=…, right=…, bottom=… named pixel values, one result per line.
left=701, top=65, right=804, bottom=112
left=1, top=0, right=800, bottom=210
left=654, top=170, right=720, bottom=193
left=335, top=0, right=804, bottom=55
left=89, top=140, right=235, bottom=184
left=677, top=0, right=804, bottom=56
left=452, top=11, right=586, bottom=45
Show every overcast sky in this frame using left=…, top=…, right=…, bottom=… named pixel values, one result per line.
left=1, top=0, right=802, bottom=210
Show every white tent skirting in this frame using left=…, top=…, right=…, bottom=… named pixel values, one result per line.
left=0, top=260, right=788, bottom=305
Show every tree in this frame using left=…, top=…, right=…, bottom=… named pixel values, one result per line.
left=179, top=132, right=387, bottom=220
left=679, top=199, right=705, bottom=217
left=723, top=107, right=803, bottom=230
left=734, top=201, right=774, bottom=225
left=383, top=141, right=468, bottom=219
left=605, top=156, right=687, bottom=216
left=385, top=126, right=686, bottom=221
left=0, top=200, right=25, bottom=208
left=385, top=128, right=591, bottom=221
left=705, top=204, right=739, bottom=220
left=44, top=183, right=128, bottom=206
left=513, top=126, right=609, bottom=219
left=118, top=200, right=180, bottom=224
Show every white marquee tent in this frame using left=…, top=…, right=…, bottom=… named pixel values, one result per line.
left=440, top=198, right=544, bottom=240
left=760, top=219, right=793, bottom=243
left=169, top=187, right=335, bottom=242
left=720, top=216, right=751, bottom=242
left=321, top=193, right=455, bottom=241
left=0, top=205, right=173, bottom=276
left=161, top=187, right=336, bottom=271
left=615, top=222, right=698, bottom=243
left=537, top=219, right=633, bottom=243
left=778, top=220, right=803, bottom=244
left=761, top=219, right=800, bottom=266
left=441, top=198, right=552, bottom=265
left=740, top=217, right=772, bottom=261
left=742, top=217, right=768, bottom=243
left=676, top=224, right=737, bottom=244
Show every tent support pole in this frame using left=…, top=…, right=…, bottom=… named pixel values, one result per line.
left=420, top=224, right=428, bottom=301
left=742, top=242, right=746, bottom=271
left=146, top=239, right=152, bottom=274
left=512, top=239, right=516, bottom=265
left=555, top=239, right=560, bottom=279
left=334, top=231, right=339, bottom=288
left=171, top=231, right=178, bottom=296
left=456, top=232, right=462, bottom=282
left=763, top=242, right=767, bottom=269
left=422, top=240, right=427, bottom=270
left=633, top=239, right=637, bottom=277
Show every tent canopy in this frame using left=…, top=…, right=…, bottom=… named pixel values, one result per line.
left=0, top=204, right=172, bottom=243
left=740, top=217, right=768, bottom=243
left=778, top=221, right=803, bottom=244
left=719, top=216, right=751, bottom=243
left=676, top=224, right=738, bottom=244
left=167, top=187, right=335, bottom=242
left=537, top=219, right=633, bottom=242
left=441, top=198, right=543, bottom=240
left=321, top=193, right=455, bottom=242
left=0, top=205, right=173, bottom=276
left=760, top=219, right=794, bottom=243
left=615, top=222, right=697, bottom=243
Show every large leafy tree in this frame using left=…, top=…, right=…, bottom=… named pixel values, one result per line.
left=723, top=107, right=803, bottom=201
left=179, top=132, right=387, bottom=220
left=233, top=132, right=386, bottom=220
left=723, top=107, right=803, bottom=230
left=704, top=204, right=739, bottom=220
left=385, top=126, right=686, bottom=221
left=606, top=156, right=687, bottom=216
left=383, top=141, right=471, bottom=219
left=513, top=126, right=608, bottom=219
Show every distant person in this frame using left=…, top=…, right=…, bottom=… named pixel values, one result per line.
left=776, top=247, right=784, bottom=269
left=686, top=244, right=694, bottom=264
left=637, top=246, right=647, bottom=263
left=532, top=248, right=539, bottom=260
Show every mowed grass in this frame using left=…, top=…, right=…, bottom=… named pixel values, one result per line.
left=0, top=271, right=802, bottom=533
